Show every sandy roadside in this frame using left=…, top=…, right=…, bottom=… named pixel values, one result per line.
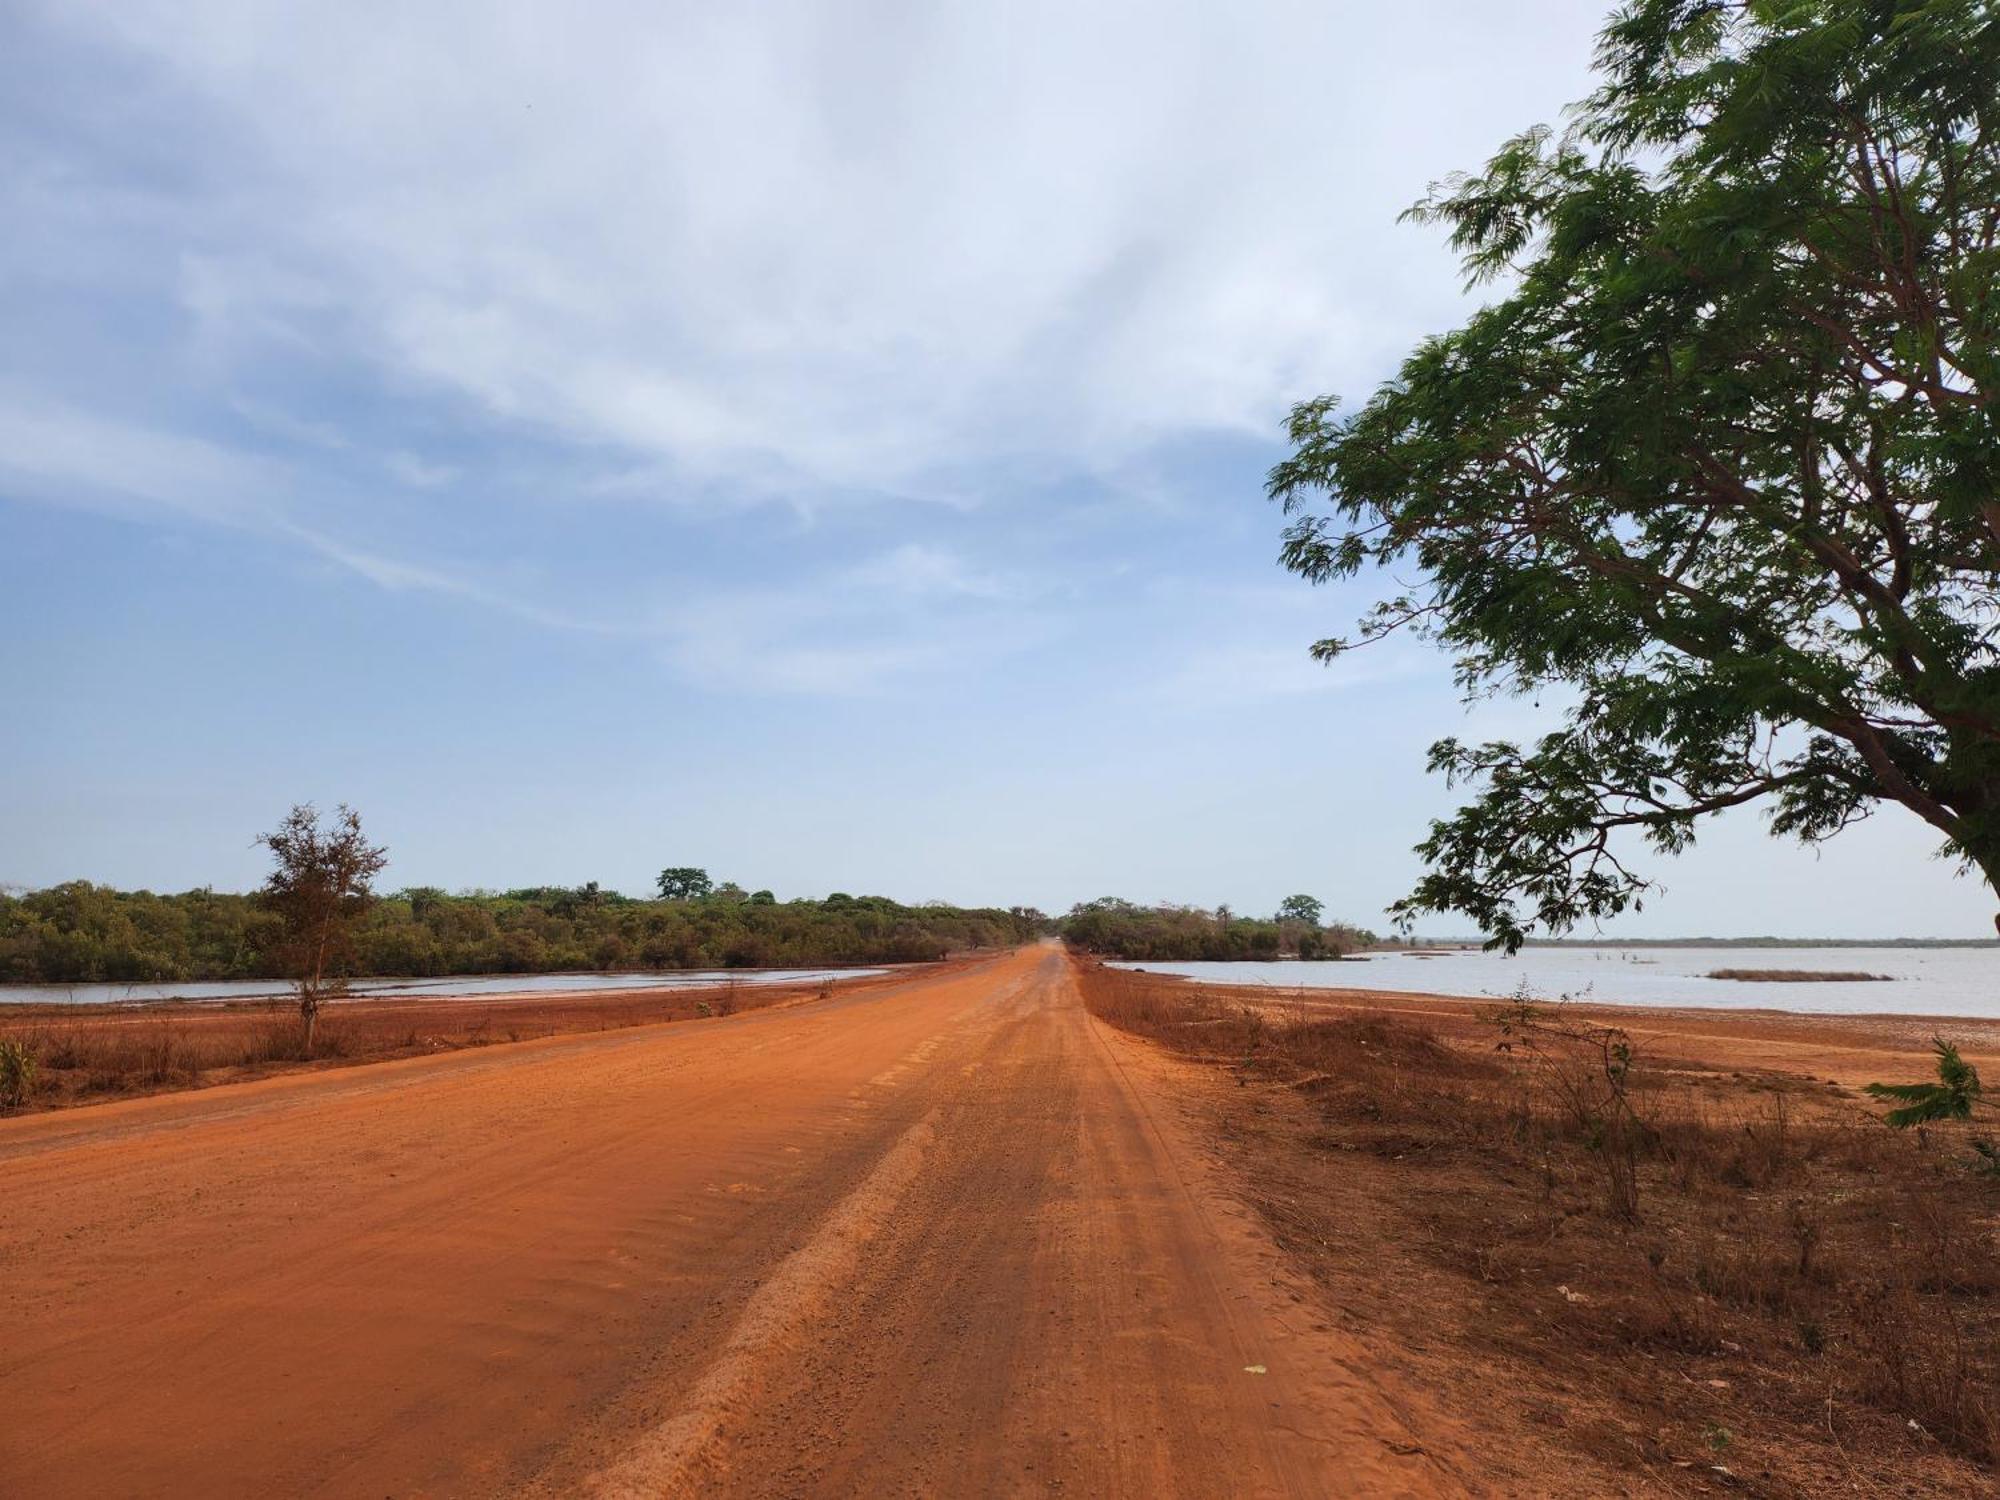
left=1132, top=972, right=2000, bottom=1091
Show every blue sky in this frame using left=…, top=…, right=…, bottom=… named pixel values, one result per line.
left=2, top=0, right=1991, bottom=937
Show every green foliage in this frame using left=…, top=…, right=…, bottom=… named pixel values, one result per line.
left=1268, top=0, right=2000, bottom=950
left=1866, top=1037, right=1986, bottom=1127
left=1276, top=893, right=1324, bottom=926
left=1060, top=898, right=1373, bottom=962
left=0, top=881, right=280, bottom=983
left=0, top=881, right=1045, bottom=985
left=0, top=1037, right=37, bottom=1110
left=655, top=867, right=713, bottom=901
left=504, top=882, right=626, bottom=917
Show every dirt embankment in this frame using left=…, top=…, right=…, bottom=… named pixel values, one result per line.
left=1079, top=960, right=2000, bottom=1497
left=0, top=965, right=935, bottom=1111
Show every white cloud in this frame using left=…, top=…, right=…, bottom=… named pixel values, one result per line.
left=0, top=394, right=281, bottom=525
left=0, top=387, right=1038, bottom=695
left=649, top=541, right=1052, bottom=695
left=842, top=543, right=1016, bottom=601
left=26, top=0, right=1608, bottom=506
left=382, top=451, right=458, bottom=489
left=0, top=0, right=1608, bottom=706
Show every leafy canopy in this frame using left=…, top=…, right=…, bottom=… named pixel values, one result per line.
left=655, top=867, right=714, bottom=901
left=1277, top=893, right=1326, bottom=925
left=1269, top=0, right=2000, bottom=949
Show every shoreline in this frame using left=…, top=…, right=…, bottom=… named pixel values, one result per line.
left=1103, top=966, right=2000, bottom=1089
left=0, top=960, right=958, bottom=1113
left=1108, top=950, right=2000, bottom=1025
left=0, top=961, right=902, bottom=1011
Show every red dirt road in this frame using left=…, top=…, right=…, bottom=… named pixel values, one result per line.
left=0, top=946, right=1463, bottom=1498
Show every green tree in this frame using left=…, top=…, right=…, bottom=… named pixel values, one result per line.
left=655, top=867, right=713, bottom=901
left=1277, top=893, right=1324, bottom=926
left=258, top=804, right=389, bottom=1051
left=1268, top=0, right=2000, bottom=951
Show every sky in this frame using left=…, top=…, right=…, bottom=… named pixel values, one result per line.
left=1, top=0, right=1991, bottom=938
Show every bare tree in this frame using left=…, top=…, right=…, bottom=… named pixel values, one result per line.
left=258, top=804, right=388, bottom=1053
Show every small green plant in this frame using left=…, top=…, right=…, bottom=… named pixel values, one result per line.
left=1867, top=1042, right=1999, bottom=1180
left=1866, top=1039, right=1985, bottom=1128
left=1703, top=1423, right=1733, bottom=1454
left=0, top=1038, right=38, bottom=1110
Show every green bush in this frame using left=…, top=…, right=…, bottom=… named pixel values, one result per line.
left=1060, top=898, right=1373, bottom=962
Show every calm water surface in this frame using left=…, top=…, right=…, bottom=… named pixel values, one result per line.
left=0, top=968, right=887, bottom=1007
left=1117, top=946, right=2000, bottom=1018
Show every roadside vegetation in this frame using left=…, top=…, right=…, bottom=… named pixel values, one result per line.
left=0, top=876, right=1048, bottom=986
left=1080, top=962, right=2000, bottom=1493
left=1060, top=897, right=1374, bottom=962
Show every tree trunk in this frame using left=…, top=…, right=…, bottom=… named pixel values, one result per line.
left=1965, top=844, right=2000, bottom=940
left=302, top=995, right=318, bottom=1055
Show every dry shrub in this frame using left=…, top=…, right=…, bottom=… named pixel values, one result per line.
left=1850, top=1279, right=1997, bottom=1459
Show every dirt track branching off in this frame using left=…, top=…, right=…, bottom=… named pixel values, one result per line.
left=1078, top=960, right=2000, bottom=1497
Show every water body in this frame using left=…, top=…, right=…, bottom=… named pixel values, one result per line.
left=1115, top=945, right=2000, bottom=1019
left=0, top=967, right=887, bottom=1007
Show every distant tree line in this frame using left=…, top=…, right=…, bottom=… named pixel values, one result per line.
left=1060, top=898, right=1374, bottom=962
left=0, top=878, right=1053, bottom=985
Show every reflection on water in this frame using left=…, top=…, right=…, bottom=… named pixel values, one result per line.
left=1116, top=945, right=2000, bottom=1018
left=0, top=968, right=887, bottom=1007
